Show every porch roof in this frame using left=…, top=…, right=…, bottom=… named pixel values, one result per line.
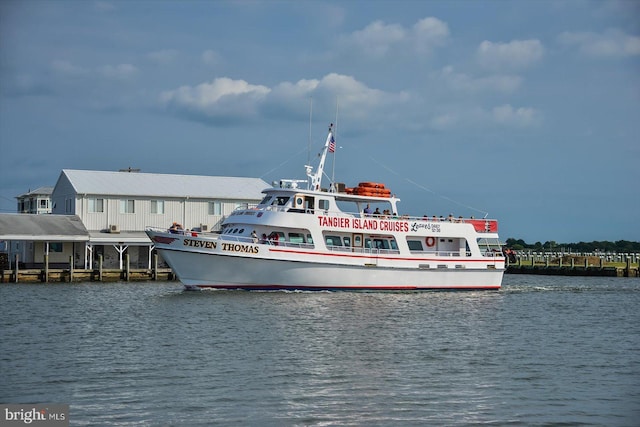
left=0, top=214, right=89, bottom=242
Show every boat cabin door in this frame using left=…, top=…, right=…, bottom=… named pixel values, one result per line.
left=293, top=194, right=314, bottom=213
left=352, top=233, right=363, bottom=252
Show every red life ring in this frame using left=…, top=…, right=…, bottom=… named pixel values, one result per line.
left=425, top=237, right=436, bottom=247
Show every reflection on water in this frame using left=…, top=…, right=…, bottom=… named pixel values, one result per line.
left=1, top=276, right=639, bottom=425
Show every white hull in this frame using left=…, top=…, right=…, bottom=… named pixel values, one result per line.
left=151, top=232, right=503, bottom=291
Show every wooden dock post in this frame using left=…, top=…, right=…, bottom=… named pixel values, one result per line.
left=98, top=255, right=103, bottom=282
left=44, top=254, right=49, bottom=283
left=69, top=256, right=74, bottom=283
left=14, top=254, right=19, bottom=283
left=125, top=254, right=130, bottom=282
left=153, top=254, right=158, bottom=281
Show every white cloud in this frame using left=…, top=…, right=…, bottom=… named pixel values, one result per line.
left=161, top=77, right=270, bottom=106
left=341, top=17, right=449, bottom=58
left=348, top=20, right=406, bottom=57
left=438, top=66, right=522, bottom=94
left=412, top=17, right=450, bottom=53
left=52, top=60, right=138, bottom=81
left=476, top=39, right=544, bottom=70
left=491, top=104, right=538, bottom=127
left=202, top=50, right=222, bottom=66
left=147, top=50, right=179, bottom=64
left=558, top=28, right=640, bottom=58
left=99, top=64, right=138, bottom=80
left=160, top=77, right=271, bottom=122
left=160, top=74, right=408, bottom=125
left=51, top=60, right=87, bottom=76
left=429, top=113, right=458, bottom=131
left=425, top=103, right=540, bottom=131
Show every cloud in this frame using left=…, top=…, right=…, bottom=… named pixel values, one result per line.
left=159, top=74, right=408, bottom=125
left=490, top=104, right=539, bottom=127
left=51, top=60, right=88, bottom=76
left=411, top=17, right=450, bottom=53
left=99, top=64, right=138, bottom=80
left=340, top=17, right=449, bottom=58
left=427, top=104, right=540, bottom=131
left=51, top=60, right=138, bottom=81
left=476, top=39, right=544, bottom=70
left=202, top=50, right=222, bottom=66
left=347, top=20, right=406, bottom=57
left=147, top=50, right=180, bottom=64
left=160, top=77, right=271, bottom=123
left=558, top=28, right=640, bottom=58
left=437, top=66, right=522, bottom=94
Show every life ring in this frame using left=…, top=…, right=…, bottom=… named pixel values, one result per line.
left=425, top=237, right=436, bottom=247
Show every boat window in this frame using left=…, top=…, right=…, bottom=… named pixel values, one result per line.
left=407, top=240, right=424, bottom=251
left=239, top=229, right=245, bottom=234
left=232, top=228, right=238, bottom=233
left=343, top=236, right=351, bottom=247
left=274, top=196, right=290, bottom=206
left=325, top=235, right=343, bottom=246
left=288, top=233, right=305, bottom=244
left=373, top=239, right=389, bottom=250
left=306, top=234, right=314, bottom=244
left=318, top=199, right=329, bottom=210
left=259, top=195, right=272, bottom=205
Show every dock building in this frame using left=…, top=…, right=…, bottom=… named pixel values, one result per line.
left=2, top=169, right=268, bottom=271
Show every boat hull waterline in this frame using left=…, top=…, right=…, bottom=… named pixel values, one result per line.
left=148, top=230, right=504, bottom=291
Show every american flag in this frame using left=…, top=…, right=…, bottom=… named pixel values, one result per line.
left=329, top=135, right=336, bottom=153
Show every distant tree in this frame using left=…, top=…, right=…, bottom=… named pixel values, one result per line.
left=505, top=238, right=640, bottom=253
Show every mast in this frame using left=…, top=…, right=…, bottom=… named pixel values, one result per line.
left=331, top=99, right=338, bottom=188
left=306, top=123, right=334, bottom=191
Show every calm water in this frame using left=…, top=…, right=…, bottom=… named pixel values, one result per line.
left=1, top=276, right=639, bottom=426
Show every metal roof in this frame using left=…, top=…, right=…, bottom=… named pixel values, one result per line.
left=88, top=231, right=151, bottom=244
left=61, top=169, right=270, bottom=200
left=0, top=214, right=89, bottom=241
left=16, top=186, right=54, bottom=198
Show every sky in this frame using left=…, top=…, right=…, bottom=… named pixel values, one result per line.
left=1, top=0, right=639, bottom=244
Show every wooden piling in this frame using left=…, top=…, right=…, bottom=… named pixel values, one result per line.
left=14, top=254, right=19, bottom=283
left=44, top=254, right=49, bottom=283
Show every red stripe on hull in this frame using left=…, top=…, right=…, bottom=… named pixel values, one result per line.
left=189, top=284, right=501, bottom=291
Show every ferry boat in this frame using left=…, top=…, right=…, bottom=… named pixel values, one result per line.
left=145, top=125, right=505, bottom=291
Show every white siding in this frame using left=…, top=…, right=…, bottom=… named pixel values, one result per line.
left=51, top=170, right=267, bottom=232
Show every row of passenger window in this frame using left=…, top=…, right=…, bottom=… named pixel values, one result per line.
left=324, top=235, right=399, bottom=251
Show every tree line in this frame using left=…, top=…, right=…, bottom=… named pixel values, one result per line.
left=505, top=238, right=640, bottom=253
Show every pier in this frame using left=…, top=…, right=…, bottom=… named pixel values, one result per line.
left=506, top=253, right=640, bottom=277
left=0, top=253, right=177, bottom=283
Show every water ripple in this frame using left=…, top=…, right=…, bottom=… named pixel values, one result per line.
left=1, top=278, right=639, bottom=426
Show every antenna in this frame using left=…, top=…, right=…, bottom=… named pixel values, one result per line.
left=331, top=97, right=339, bottom=187
left=307, top=97, right=312, bottom=168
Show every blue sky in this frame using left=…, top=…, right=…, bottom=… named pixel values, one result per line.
left=1, top=0, right=638, bottom=243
